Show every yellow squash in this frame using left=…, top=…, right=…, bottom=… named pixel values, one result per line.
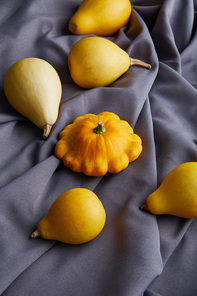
left=69, top=0, right=132, bottom=36
left=55, top=112, right=142, bottom=176
left=140, top=162, right=197, bottom=218
left=32, top=188, right=106, bottom=244
left=68, top=37, right=151, bottom=88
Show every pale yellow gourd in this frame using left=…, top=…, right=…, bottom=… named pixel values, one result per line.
left=68, top=37, right=151, bottom=88
left=69, top=0, right=132, bottom=36
left=4, top=58, right=62, bottom=139
left=31, top=188, right=106, bottom=244
left=140, top=162, right=197, bottom=218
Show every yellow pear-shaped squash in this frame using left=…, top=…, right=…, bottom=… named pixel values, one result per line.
left=69, top=0, right=132, bottom=36
left=31, top=188, right=106, bottom=244
left=141, top=162, right=197, bottom=218
left=55, top=111, right=142, bottom=176
left=68, top=37, right=151, bottom=88
left=4, top=58, right=62, bottom=139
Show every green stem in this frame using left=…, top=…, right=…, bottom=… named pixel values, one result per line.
left=94, top=122, right=106, bottom=134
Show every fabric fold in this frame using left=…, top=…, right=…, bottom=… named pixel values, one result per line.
left=1, top=0, right=197, bottom=295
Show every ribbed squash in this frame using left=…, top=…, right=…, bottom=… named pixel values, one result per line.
left=55, top=112, right=142, bottom=176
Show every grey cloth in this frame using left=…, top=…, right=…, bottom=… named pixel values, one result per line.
left=1, top=0, right=197, bottom=295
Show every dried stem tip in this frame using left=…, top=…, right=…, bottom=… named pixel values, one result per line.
left=139, top=203, right=150, bottom=212
left=31, top=229, right=41, bottom=239
left=130, top=58, right=151, bottom=69
left=43, top=124, right=52, bottom=139
left=69, top=23, right=77, bottom=33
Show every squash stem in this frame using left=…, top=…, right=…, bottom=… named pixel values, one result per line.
left=130, top=58, right=151, bottom=69
left=139, top=203, right=150, bottom=212
left=94, top=122, right=106, bottom=134
left=31, top=229, right=41, bottom=239
left=43, top=124, right=52, bottom=139
left=69, top=23, right=77, bottom=33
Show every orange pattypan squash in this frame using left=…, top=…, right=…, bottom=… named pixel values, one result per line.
left=55, top=112, right=142, bottom=176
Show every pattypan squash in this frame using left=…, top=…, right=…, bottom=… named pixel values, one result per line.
left=55, top=112, right=142, bottom=176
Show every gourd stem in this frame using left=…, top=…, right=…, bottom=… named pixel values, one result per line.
left=69, top=23, right=77, bottom=33
left=94, top=122, right=106, bottom=134
left=130, top=58, right=151, bottom=69
left=139, top=203, right=150, bottom=212
left=43, top=124, right=52, bottom=139
left=31, top=229, right=41, bottom=239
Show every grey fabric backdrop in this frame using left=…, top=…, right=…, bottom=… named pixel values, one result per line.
left=1, top=0, right=197, bottom=295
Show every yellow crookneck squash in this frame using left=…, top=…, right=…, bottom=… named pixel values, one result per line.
left=55, top=112, right=142, bottom=176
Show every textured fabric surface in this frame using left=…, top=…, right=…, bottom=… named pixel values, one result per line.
left=1, top=0, right=197, bottom=295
